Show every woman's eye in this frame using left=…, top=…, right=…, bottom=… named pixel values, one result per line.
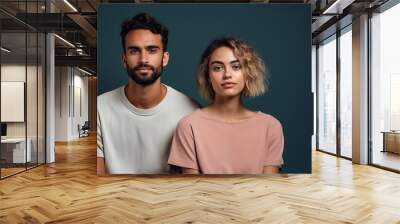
left=212, top=66, right=224, bottom=72
left=232, top=64, right=241, bottom=71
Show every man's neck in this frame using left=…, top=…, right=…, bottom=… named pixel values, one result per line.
left=124, top=79, right=167, bottom=109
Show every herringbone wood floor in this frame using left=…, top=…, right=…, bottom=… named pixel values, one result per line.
left=0, top=135, right=399, bottom=224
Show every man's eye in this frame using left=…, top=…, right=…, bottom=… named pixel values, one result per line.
left=147, top=47, right=160, bottom=54
left=129, top=49, right=139, bottom=54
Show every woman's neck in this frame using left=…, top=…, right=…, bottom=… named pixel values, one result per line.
left=206, top=95, right=253, bottom=122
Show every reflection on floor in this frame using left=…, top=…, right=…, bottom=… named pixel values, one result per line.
left=0, top=167, right=25, bottom=177
left=0, top=162, right=41, bottom=178
left=372, top=150, right=400, bottom=171
left=0, top=135, right=399, bottom=222
left=341, top=147, right=352, bottom=159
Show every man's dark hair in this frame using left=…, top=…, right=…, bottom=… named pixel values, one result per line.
left=120, top=13, right=169, bottom=52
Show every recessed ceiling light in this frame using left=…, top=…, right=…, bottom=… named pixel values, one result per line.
left=1, top=47, right=11, bottom=53
left=63, top=0, right=78, bottom=12
left=322, top=0, right=353, bottom=15
left=77, top=67, right=92, bottom=76
left=54, top=34, right=75, bottom=48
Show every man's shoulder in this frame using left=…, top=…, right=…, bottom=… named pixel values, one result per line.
left=166, top=85, right=199, bottom=107
left=166, top=85, right=189, bottom=98
left=97, top=86, right=125, bottom=115
left=98, top=86, right=123, bottom=104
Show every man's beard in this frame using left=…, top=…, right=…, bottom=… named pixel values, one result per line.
left=126, top=62, right=163, bottom=86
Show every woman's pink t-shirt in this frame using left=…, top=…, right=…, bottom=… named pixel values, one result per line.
left=168, top=109, right=284, bottom=174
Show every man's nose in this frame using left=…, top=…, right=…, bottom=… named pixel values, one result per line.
left=139, top=52, right=149, bottom=64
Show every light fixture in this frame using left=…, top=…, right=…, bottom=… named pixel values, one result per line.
left=54, top=34, right=75, bottom=48
left=1, top=47, right=11, bottom=53
left=63, top=0, right=78, bottom=12
left=77, top=67, right=92, bottom=76
left=76, top=48, right=86, bottom=55
left=322, top=0, right=340, bottom=14
left=322, top=0, right=354, bottom=15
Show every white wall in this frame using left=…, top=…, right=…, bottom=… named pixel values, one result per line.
left=70, top=71, right=89, bottom=139
left=1, top=65, right=27, bottom=140
left=1, top=64, right=41, bottom=137
left=312, top=45, right=316, bottom=150
left=54, top=67, right=89, bottom=141
left=1, top=63, right=46, bottom=164
left=55, top=67, right=69, bottom=141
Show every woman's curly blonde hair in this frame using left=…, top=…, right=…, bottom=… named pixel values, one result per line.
left=197, top=37, right=267, bottom=100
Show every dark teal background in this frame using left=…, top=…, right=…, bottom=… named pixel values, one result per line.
left=98, top=3, right=312, bottom=173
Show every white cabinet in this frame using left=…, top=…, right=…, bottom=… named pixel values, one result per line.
left=1, top=138, right=32, bottom=163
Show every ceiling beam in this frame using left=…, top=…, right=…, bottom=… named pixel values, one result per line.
left=67, top=13, right=97, bottom=44
left=55, top=55, right=96, bottom=73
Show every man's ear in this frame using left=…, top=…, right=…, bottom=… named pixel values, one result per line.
left=162, top=52, right=170, bottom=67
left=122, top=53, right=127, bottom=68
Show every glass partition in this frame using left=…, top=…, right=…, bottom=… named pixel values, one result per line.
left=1, top=30, right=28, bottom=177
left=0, top=1, right=46, bottom=179
left=27, top=30, right=38, bottom=169
left=38, top=32, right=45, bottom=165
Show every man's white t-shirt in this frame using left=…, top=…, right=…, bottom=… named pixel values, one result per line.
left=97, top=85, right=198, bottom=174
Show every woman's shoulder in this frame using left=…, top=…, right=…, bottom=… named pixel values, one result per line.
left=177, top=109, right=204, bottom=126
left=255, top=112, right=283, bottom=128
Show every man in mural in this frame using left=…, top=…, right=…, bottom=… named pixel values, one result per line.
left=97, top=13, right=198, bottom=174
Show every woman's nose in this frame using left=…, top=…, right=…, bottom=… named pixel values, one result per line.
left=222, top=69, right=233, bottom=80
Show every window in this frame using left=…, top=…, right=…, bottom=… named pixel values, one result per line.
left=370, top=2, right=400, bottom=171
left=339, top=28, right=352, bottom=158
left=317, top=35, right=337, bottom=154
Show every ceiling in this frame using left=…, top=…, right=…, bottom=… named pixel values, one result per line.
left=0, top=0, right=392, bottom=75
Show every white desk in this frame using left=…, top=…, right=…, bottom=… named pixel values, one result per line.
left=382, top=131, right=400, bottom=154
left=1, top=138, right=31, bottom=163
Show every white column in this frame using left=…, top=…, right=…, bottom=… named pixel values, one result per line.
left=352, top=14, right=369, bottom=164
left=46, top=1, right=55, bottom=163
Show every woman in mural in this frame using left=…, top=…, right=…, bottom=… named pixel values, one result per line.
left=168, top=37, right=284, bottom=174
